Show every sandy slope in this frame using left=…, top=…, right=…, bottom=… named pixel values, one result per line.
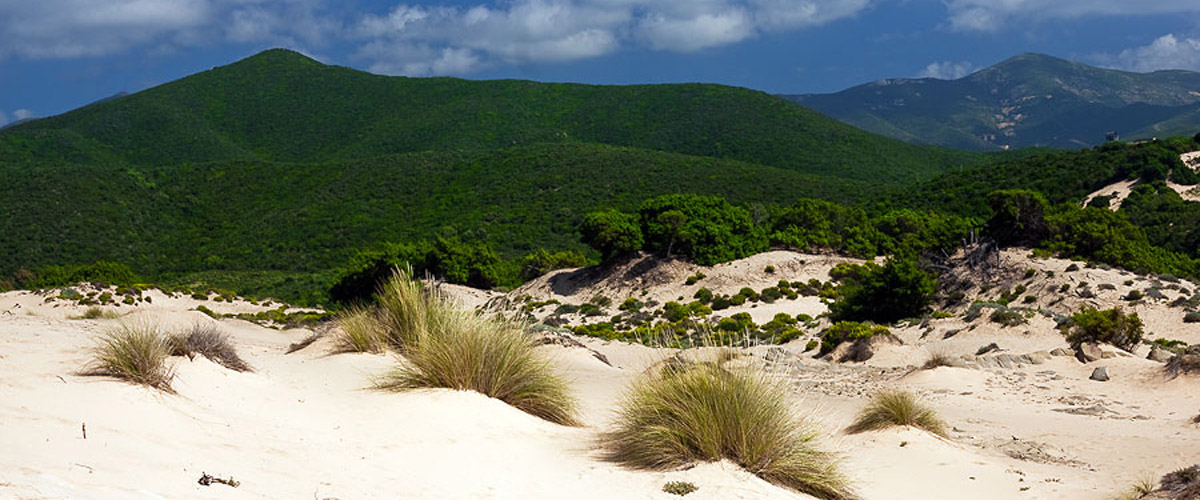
left=4, top=245, right=1200, bottom=499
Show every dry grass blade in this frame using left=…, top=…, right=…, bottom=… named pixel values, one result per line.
left=847, top=389, right=946, bottom=437
left=169, top=323, right=252, bottom=372
left=86, top=322, right=175, bottom=392
left=600, top=358, right=854, bottom=499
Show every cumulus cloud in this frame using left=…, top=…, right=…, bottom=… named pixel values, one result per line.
left=918, top=60, right=975, bottom=80
left=944, top=0, right=1200, bottom=32
left=0, top=0, right=872, bottom=75
left=1100, top=34, right=1200, bottom=73
left=353, top=0, right=872, bottom=76
left=0, top=0, right=338, bottom=60
left=13, top=109, right=35, bottom=121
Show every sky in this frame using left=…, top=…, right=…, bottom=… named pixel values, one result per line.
left=3, top=0, right=1200, bottom=125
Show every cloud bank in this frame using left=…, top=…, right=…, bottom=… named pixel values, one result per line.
left=918, top=60, right=975, bottom=80
left=944, top=0, right=1200, bottom=33
left=0, top=0, right=873, bottom=76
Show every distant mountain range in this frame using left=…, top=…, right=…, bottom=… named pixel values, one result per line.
left=785, top=53, right=1200, bottom=151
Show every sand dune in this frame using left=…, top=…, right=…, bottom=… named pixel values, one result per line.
left=3, top=247, right=1199, bottom=498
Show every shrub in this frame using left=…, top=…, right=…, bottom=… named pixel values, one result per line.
left=684, top=272, right=706, bottom=286
left=847, top=390, right=946, bottom=436
left=1065, top=263, right=1080, bottom=272
left=805, top=339, right=819, bottom=351
left=989, top=308, right=1026, bottom=327
left=1185, top=312, right=1200, bottom=323
left=1158, top=465, right=1200, bottom=499
left=335, top=306, right=387, bottom=353
left=820, top=321, right=889, bottom=355
left=1124, top=289, right=1143, bottom=301
left=764, top=265, right=776, bottom=274
left=663, top=481, right=698, bottom=496
left=1099, top=283, right=1117, bottom=291
left=1065, top=307, right=1143, bottom=352
left=1166, top=346, right=1200, bottom=377
left=619, top=297, right=644, bottom=312
left=168, top=323, right=252, bottom=372
left=580, top=209, right=644, bottom=260
left=692, top=287, right=713, bottom=304
left=375, top=268, right=579, bottom=425
left=85, top=322, right=175, bottom=392
left=829, top=255, right=936, bottom=324
left=601, top=358, right=853, bottom=499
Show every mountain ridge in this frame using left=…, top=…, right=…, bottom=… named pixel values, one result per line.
left=785, top=52, right=1200, bottom=150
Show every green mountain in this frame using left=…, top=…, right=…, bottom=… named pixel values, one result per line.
left=786, top=53, right=1200, bottom=151
left=0, top=49, right=982, bottom=301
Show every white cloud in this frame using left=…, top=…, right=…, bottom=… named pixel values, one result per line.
left=0, top=110, right=7, bottom=126
left=0, top=0, right=872, bottom=75
left=1099, top=34, right=1200, bottom=73
left=918, top=60, right=975, bottom=80
left=944, top=0, right=1200, bottom=33
left=0, top=0, right=338, bottom=60
left=13, top=109, right=35, bottom=121
left=353, top=0, right=871, bottom=76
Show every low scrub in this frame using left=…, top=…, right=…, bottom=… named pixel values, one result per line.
left=820, top=321, right=890, bottom=355
left=85, top=322, right=175, bottom=392
left=374, top=267, right=579, bottom=426
left=1157, top=465, right=1200, bottom=499
left=988, top=308, right=1026, bottom=327
left=1064, top=307, right=1143, bottom=352
left=168, top=323, right=252, bottom=372
left=847, top=389, right=946, bottom=437
left=600, top=358, right=853, bottom=499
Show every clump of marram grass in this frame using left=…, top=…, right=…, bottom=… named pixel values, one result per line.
left=600, top=356, right=854, bottom=499
left=168, top=323, right=252, bottom=372
left=85, top=322, right=175, bottom=392
left=72, top=306, right=120, bottom=320
left=372, top=267, right=580, bottom=426
left=922, top=350, right=958, bottom=369
left=334, top=305, right=387, bottom=353
left=847, top=389, right=946, bottom=437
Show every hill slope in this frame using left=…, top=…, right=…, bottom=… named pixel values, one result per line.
left=787, top=53, right=1200, bottom=150
left=1, top=48, right=975, bottom=184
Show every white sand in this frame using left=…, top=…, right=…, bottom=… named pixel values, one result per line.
left=4, top=247, right=1200, bottom=499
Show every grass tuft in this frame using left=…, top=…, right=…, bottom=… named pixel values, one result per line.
left=373, top=267, right=580, bottom=426
left=72, top=306, right=120, bottom=320
left=600, top=356, right=854, bottom=499
left=922, top=350, right=957, bottom=369
left=168, top=323, right=252, bottom=372
left=334, top=305, right=387, bottom=353
left=847, top=389, right=946, bottom=437
left=85, top=322, right=175, bottom=392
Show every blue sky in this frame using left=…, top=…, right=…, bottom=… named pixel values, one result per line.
left=3, top=0, right=1200, bottom=125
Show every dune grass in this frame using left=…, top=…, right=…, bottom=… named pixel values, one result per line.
left=372, top=267, right=580, bottom=426
left=922, top=350, right=957, bottom=370
left=334, top=305, right=386, bottom=353
left=847, top=389, right=946, bottom=437
left=71, top=306, right=120, bottom=320
left=86, top=322, right=175, bottom=392
left=600, top=356, right=854, bottom=499
left=168, top=323, right=252, bottom=372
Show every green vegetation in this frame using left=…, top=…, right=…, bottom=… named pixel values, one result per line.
left=1064, top=307, right=1144, bottom=352
left=601, top=357, right=853, bottom=499
left=847, top=389, right=947, bottom=436
left=828, top=256, right=936, bottom=324
left=662, top=481, right=698, bottom=496
left=369, top=268, right=579, bottom=425
left=820, top=321, right=891, bottom=355
left=85, top=322, right=175, bottom=392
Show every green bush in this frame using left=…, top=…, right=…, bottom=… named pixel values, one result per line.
left=1065, top=307, right=1143, bottom=351
left=1184, top=311, right=1200, bottom=323
left=638, top=194, right=768, bottom=266
left=820, top=321, right=889, bottom=354
left=989, top=308, right=1026, bottom=327
left=692, top=287, right=713, bottom=304
left=663, top=481, right=698, bottom=496
left=829, top=255, right=936, bottom=324
left=601, top=358, right=853, bottom=499
left=684, top=272, right=706, bottom=285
